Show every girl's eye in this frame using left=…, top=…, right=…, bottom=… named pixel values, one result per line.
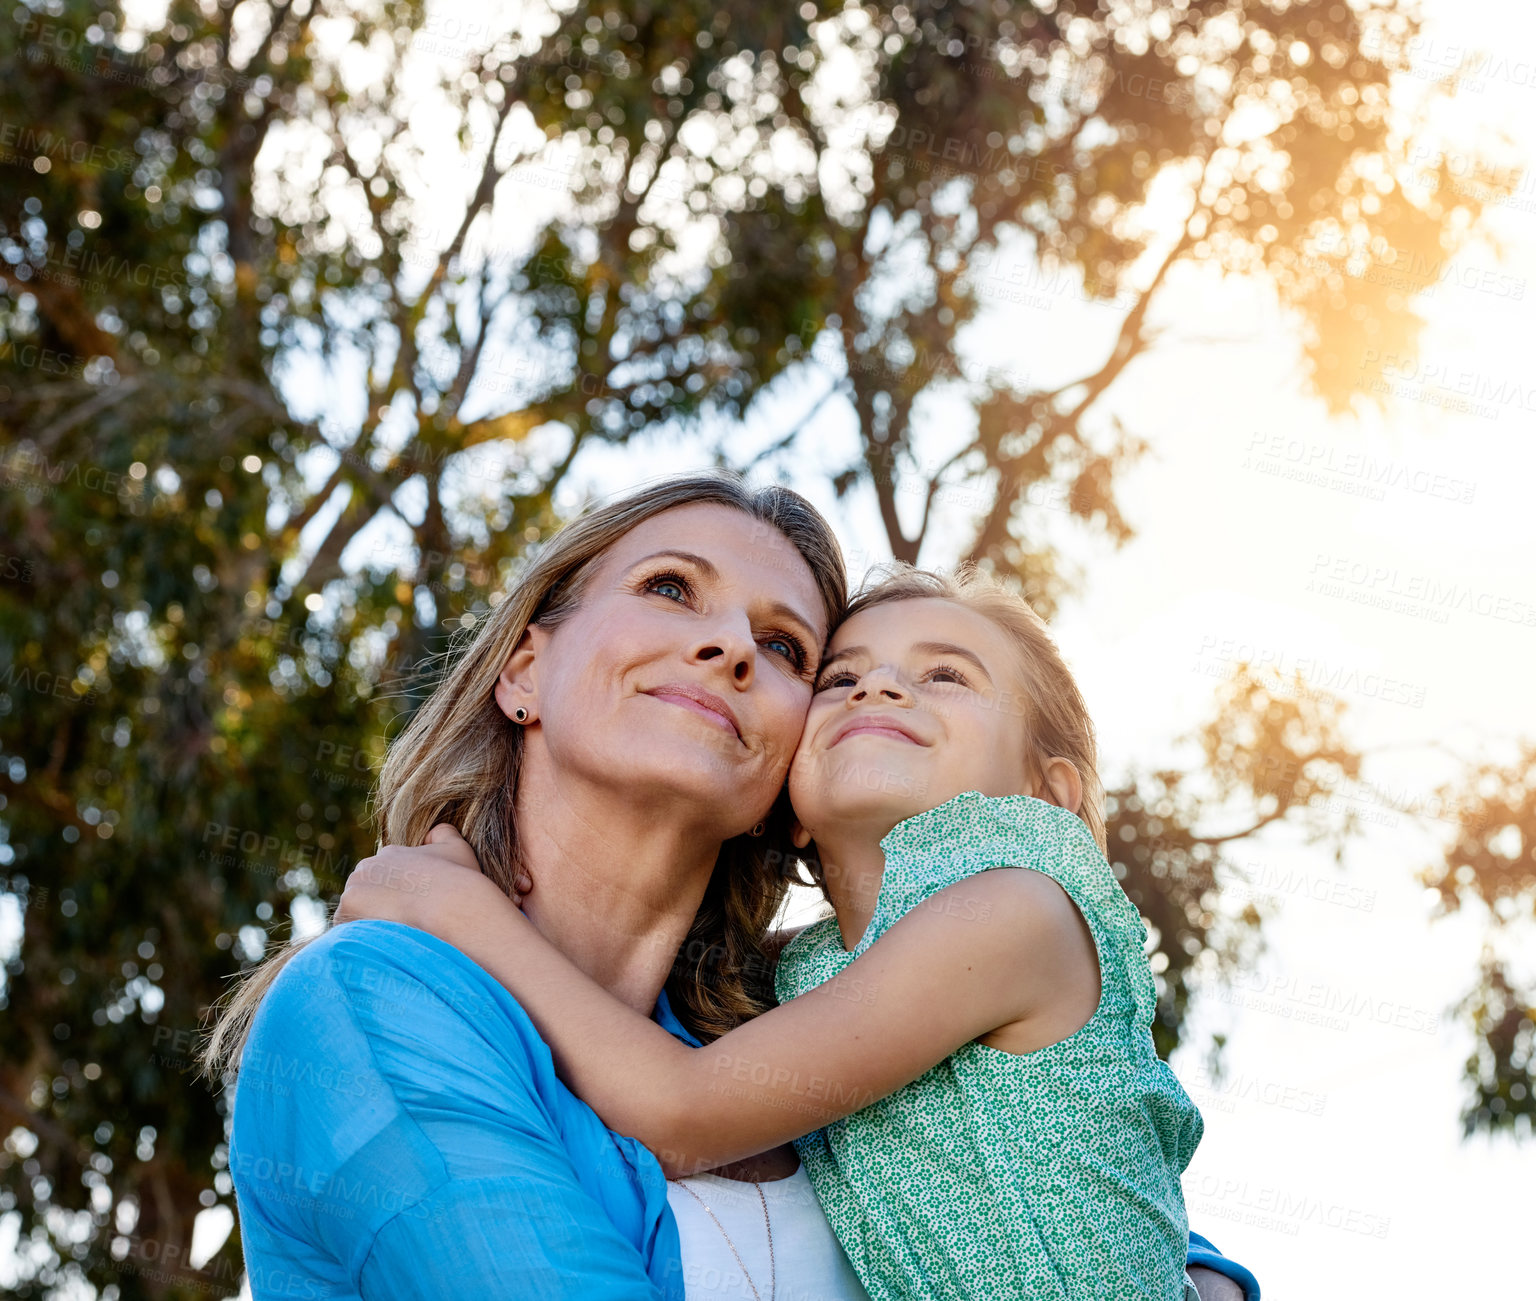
left=924, top=663, right=970, bottom=686
left=814, top=669, right=857, bottom=692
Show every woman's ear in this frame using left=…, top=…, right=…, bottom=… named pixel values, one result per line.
left=1034, top=757, right=1083, bottom=816
left=493, top=626, right=542, bottom=724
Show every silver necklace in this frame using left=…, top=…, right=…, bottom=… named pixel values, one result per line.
left=672, top=1177, right=776, bottom=1301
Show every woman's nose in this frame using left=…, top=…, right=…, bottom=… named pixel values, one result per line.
left=691, top=614, right=756, bottom=684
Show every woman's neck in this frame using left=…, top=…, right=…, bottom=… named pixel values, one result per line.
left=513, top=766, right=725, bottom=1017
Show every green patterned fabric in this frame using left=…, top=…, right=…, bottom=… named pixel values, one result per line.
left=775, top=791, right=1203, bottom=1300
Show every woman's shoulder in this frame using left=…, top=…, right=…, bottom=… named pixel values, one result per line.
left=254, top=921, right=500, bottom=1033
left=272, top=920, right=505, bottom=1008
left=249, top=921, right=542, bottom=1076
left=228, top=923, right=624, bottom=1265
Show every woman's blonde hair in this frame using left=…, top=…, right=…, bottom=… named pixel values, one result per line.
left=802, top=561, right=1106, bottom=876
left=201, top=472, right=847, bottom=1076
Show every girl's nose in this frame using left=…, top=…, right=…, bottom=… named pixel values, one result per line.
left=850, top=666, right=909, bottom=704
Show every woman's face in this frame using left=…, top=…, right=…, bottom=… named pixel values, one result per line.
left=507, top=502, right=830, bottom=837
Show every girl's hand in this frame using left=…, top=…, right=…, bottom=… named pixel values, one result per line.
left=334, top=824, right=522, bottom=936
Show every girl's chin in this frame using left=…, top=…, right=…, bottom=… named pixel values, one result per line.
left=790, top=788, right=929, bottom=828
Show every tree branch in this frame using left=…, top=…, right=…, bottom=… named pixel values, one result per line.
left=732, top=377, right=850, bottom=476
left=28, top=378, right=144, bottom=453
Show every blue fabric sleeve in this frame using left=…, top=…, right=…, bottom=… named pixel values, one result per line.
left=360, top=1177, right=665, bottom=1300
left=1187, top=1231, right=1261, bottom=1301
left=231, top=920, right=678, bottom=1300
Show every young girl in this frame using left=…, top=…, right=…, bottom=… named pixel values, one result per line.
left=339, top=562, right=1205, bottom=1300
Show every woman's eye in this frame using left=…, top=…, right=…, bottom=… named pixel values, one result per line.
left=645, top=573, right=690, bottom=602
left=764, top=634, right=803, bottom=665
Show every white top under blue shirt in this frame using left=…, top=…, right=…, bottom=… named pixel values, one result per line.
left=228, top=919, right=1259, bottom=1300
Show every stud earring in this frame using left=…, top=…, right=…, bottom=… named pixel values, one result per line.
left=513, top=707, right=529, bottom=723
left=748, top=821, right=766, bottom=837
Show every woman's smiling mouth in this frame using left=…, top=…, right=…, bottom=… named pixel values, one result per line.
left=644, top=684, right=742, bottom=738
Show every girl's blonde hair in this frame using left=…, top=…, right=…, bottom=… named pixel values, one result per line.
left=201, top=472, right=847, bottom=1076
left=811, top=560, right=1105, bottom=862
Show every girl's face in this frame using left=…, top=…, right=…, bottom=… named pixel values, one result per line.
left=788, top=597, right=1035, bottom=842
left=509, top=502, right=829, bottom=837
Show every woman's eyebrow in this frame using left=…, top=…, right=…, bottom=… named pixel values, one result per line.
left=629, top=550, right=821, bottom=644
left=764, top=600, right=822, bottom=645
left=629, top=549, right=720, bottom=579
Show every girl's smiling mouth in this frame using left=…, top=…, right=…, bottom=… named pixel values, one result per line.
left=830, top=716, right=924, bottom=747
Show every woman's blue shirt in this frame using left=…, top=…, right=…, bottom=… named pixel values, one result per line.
left=230, top=920, right=694, bottom=1299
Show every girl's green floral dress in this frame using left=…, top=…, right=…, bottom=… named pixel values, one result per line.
left=775, top=791, right=1203, bottom=1300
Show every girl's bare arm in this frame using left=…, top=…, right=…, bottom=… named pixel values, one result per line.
left=336, top=825, right=1096, bottom=1177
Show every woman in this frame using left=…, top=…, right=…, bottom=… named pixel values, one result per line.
left=206, top=471, right=1257, bottom=1300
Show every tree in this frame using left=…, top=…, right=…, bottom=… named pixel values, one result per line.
left=1421, top=746, right=1536, bottom=1136
left=0, top=0, right=1521, bottom=1294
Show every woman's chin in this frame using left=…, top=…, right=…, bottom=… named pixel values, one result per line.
left=600, top=736, right=777, bottom=811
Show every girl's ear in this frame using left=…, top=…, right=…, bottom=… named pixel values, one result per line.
left=1034, top=757, right=1083, bottom=816
left=790, top=816, right=814, bottom=851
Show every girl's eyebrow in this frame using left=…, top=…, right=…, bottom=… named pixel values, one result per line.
left=818, top=640, right=994, bottom=684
